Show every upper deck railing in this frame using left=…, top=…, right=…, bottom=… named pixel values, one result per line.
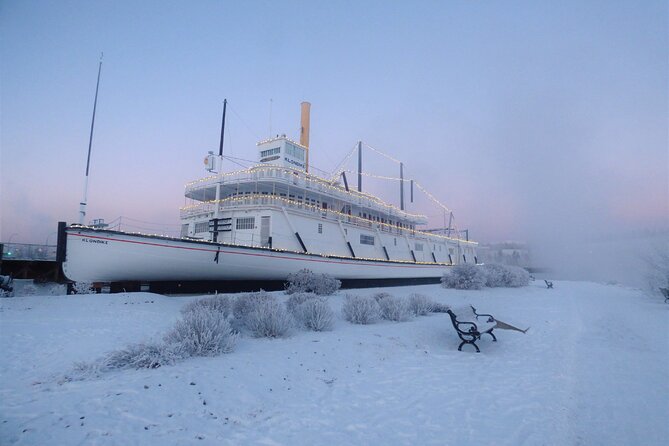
left=180, top=194, right=475, bottom=245
left=184, top=165, right=428, bottom=225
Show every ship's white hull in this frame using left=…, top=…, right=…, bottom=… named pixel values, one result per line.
left=62, top=227, right=453, bottom=283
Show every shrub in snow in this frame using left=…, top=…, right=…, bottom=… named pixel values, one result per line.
left=19, top=284, right=38, bottom=296
left=294, top=298, right=334, bottom=331
left=73, top=281, right=95, bottom=294
left=286, top=292, right=318, bottom=315
left=100, top=341, right=181, bottom=371
left=441, top=264, right=486, bottom=290
left=483, top=264, right=530, bottom=288
left=232, top=291, right=274, bottom=322
left=482, top=263, right=510, bottom=287
left=377, top=295, right=412, bottom=322
left=504, top=265, right=530, bottom=287
left=407, top=293, right=435, bottom=316
left=182, top=295, right=234, bottom=317
left=164, top=307, right=238, bottom=356
left=430, top=302, right=450, bottom=313
left=244, top=299, right=294, bottom=338
left=643, top=248, right=669, bottom=297
left=372, top=292, right=392, bottom=302
left=342, top=294, right=381, bottom=324
left=285, top=269, right=341, bottom=295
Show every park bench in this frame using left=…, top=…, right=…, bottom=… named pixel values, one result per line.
left=660, top=288, right=669, bottom=303
left=446, top=305, right=497, bottom=352
left=545, top=280, right=553, bottom=289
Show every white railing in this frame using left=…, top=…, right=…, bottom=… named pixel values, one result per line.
left=184, top=165, right=428, bottom=225
left=180, top=195, right=472, bottom=244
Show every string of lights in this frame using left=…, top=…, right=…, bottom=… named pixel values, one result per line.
left=329, top=143, right=359, bottom=181
left=186, top=141, right=468, bottom=241
left=179, top=193, right=474, bottom=244
left=364, top=143, right=402, bottom=164
left=70, top=223, right=468, bottom=265
left=184, top=164, right=428, bottom=220
left=338, top=170, right=458, bottom=230
left=342, top=170, right=404, bottom=182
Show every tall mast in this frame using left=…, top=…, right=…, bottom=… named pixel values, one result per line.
left=218, top=99, right=227, bottom=157
left=400, top=162, right=404, bottom=211
left=357, top=141, right=362, bottom=192
left=79, top=54, right=103, bottom=225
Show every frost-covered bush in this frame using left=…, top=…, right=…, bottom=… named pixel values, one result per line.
left=294, top=298, right=334, bottom=331
left=430, top=302, right=451, bottom=313
left=504, top=265, right=530, bottom=287
left=100, top=342, right=180, bottom=370
left=482, top=264, right=530, bottom=288
left=285, top=269, right=341, bottom=295
left=182, top=295, right=234, bottom=317
left=482, top=263, right=510, bottom=287
left=164, top=307, right=238, bottom=356
left=244, top=299, right=294, bottom=338
left=372, top=292, right=392, bottom=302
left=441, top=264, right=486, bottom=290
left=19, top=284, right=38, bottom=296
left=643, top=248, right=669, bottom=297
left=342, top=294, right=381, bottom=324
left=377, top=295, right=412, bottom=322
left=408, top=293, right=435, bottom=316
left=286, top=292, right=318, bottom=315
left=73, top=281, right=95, bottom=294
left=232, top=291, right=274, bottom=322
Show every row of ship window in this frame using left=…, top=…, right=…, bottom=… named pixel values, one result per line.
left=216, top=191, right=415, bottom=231
left=258, top=144, right=306, bottom=161
left=185, top=217, right=449, bottom=253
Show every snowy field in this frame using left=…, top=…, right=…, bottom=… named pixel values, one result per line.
left=1, top=281, right=667, bottom=445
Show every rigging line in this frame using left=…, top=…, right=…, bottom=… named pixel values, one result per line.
left=221, top=154, right=332, bottom=177
left=330, top=143, right=360, bottom=180
left=225, top=157, right=252, bottom=169
left=115, top=216, right=181, bottom=227
left=223, top=154, right=258, bottom=164
left=413, top=181, right=453, bottom=214
left=115, top=223, right=180, bottom=233
left=364, top=143, right=402, bottom=164
left=227, top=103, right=262, bottom=140
left=342, top=170, right=407, bottom=182
left=104, top=216, right=121, bottom=225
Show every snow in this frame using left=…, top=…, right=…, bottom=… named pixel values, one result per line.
left=1, top=281, right=667, bottom=445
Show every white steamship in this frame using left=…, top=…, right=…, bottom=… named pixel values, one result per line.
left=63, top=103, right=477, bottom=284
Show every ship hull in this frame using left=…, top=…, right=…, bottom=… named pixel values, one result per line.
left=62, top=227, right=453, bottom=283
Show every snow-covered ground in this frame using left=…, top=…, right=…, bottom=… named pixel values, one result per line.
left=1, top=281, right=667, bottom=445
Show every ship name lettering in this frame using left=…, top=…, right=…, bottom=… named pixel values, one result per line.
left=82, top=238, right=108, bottom=245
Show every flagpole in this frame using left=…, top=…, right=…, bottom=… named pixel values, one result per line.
left=79, top=53, right=103, bottom=224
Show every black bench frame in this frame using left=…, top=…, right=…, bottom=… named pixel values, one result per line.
left=545, top=280, right=553, bottom=289
left=446, top=305, right=497, bottom=352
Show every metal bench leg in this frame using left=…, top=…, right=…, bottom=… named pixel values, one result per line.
left=484, top=330, right=497, bottom=342
left=458, top=340, right=480, bottom=353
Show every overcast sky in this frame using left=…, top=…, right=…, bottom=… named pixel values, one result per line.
left=1, top=0, right=667, bottom=280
